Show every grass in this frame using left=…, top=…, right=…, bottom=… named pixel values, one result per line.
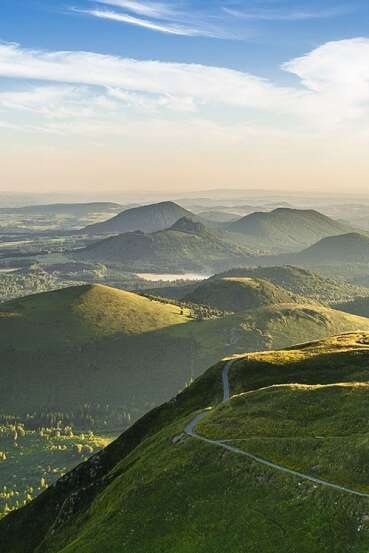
left=185, top=277, right=294, bottom=312
left=0, top=284, right=190, bottom=349
left=214, top=265, right=369, bottom=304
left=169, top=302, right=369, bottom=365
left=4, top=333, right=369, bottom=552
left=199, top=382, right=369, bottom=491
left=2, top=282, right=368, bottom=421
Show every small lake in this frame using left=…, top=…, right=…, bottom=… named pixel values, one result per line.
left=136, top=273, right=210, bottom=282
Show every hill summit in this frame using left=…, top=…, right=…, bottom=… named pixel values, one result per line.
left=170, top=216, right=206, bottom=234
left=84, top=201, right=194, bottom=235
left=228, top=208, right=351, bottom=251
left=0, top=283, right=190, bottom=349
left=297, top=232, right=369, bottom=264
left=185, top=276, right=295, bottom=311
left=211, top=265, right=369, bottom=304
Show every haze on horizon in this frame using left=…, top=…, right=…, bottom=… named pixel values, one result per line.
left=2, top=0, right=369, bottom=195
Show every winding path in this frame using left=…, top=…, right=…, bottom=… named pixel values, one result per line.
left=184, top=360, right=369, bottom=498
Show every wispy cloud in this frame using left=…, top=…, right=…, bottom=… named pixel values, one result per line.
left=223, top=5, right=351, bottom=21
left=95, top=0, right=176, bottom=19
left=0, top=42, right=299, bottom=112
left=80, top=8, right=219, bottom=36
left=74, top=1, right=229, bottom=38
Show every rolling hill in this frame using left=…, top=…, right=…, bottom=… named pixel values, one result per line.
left=227, top=208, right=352, bottom=251
left=210, top=265, right=369, bottom=304
left=184, top=277, right=295, bottom=311
left=297, top=232, right=369, bottom=265
left=0, top=284, right=197, bottom=418
left=83, top=201, right=194, bottom=235
left=0, top=283, right=191, bottom=348
left=76, top=217, right=251, bottom=273
left=1, top=281, right=368, bottom=422
left=4, top=333, right=369, bottom=552
left=173, top=301, right=369, bottom=358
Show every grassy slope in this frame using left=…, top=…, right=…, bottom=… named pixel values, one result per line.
left=1, top=282, right=369, bottom=418
left=0, top=284, right=197, bottom=416
left=212, top=265, right=369, bottom=304
left=3, top=334, right=369, bottom=552
left=170, top=302, right=369, bottom=367
left=0, top=284, right=190, bottom=350
left=185, top=276, right=295, bottom=311
left=200, top=382, right=369, bottom=490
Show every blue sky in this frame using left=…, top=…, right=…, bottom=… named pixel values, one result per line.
left=1, top=1, right=369, bottom=195
left=2, top=0, right=367, bottom=78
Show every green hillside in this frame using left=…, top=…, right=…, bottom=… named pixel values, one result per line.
left=0, top=284, right=199, bottom=418
left=77, top=217, right=250, bottom=273
left=211, top=265, right=369, bottom=304
left=228, top=208, right=352, bottom=251
left=84, top=201, right=194, bottom=235
left=0, top=284, right=190, bottom=349
left=1, top=282, right=368, bottom=421
left=172, top=302, right=369, bottom=363
left=184, top=277, right=295, bottom=311
left=297, top=232, right=369, bottom=265
left=4, top=333, right=369, bottom=552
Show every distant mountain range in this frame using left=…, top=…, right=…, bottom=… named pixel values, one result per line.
left=81, top=203, right=355, bottom=256
left=77, top=217, right=251, bottom=273
left=84, top=201, right=194, bottom=235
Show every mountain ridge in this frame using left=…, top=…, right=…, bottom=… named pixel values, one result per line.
left=3, top=333, right=369, bottom=552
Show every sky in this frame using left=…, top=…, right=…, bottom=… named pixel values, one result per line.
left=1, top=0, right=369, bottom=197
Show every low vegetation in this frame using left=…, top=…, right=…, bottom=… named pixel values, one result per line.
left=3, top=333, right=369, bottom=552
